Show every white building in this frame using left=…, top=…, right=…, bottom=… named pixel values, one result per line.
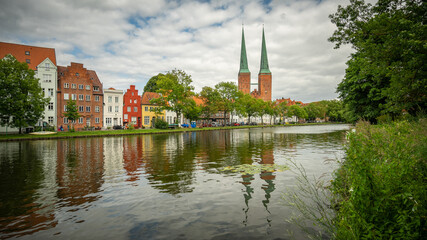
left=37, top=58, right=58, bottom=127
left=103, top=88, right=123, bottom=128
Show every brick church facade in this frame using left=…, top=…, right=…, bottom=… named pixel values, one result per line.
left=238, top=27, right=272, bottom=102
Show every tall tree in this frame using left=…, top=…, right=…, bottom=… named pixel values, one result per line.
left=237, top=94, right=260, bottom=123
left=330, top=0, right=426, bottom=122
left=63, top=100, right=80, bottom=131
left=199, top=86, right=220, bottom=122
left=288, top=105, right=307, bottom=121
left=214, top=82, right=239, bottom=124
left=143, top=73, right=164, bottom=93
left=151, top=69, right=195, bottom=125
left=0, top=55, right=49, bottom=133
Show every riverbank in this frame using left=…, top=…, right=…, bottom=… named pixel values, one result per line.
left=330, top=119, right=426, bottom=239
left=0, top=122, right=342, bottom=141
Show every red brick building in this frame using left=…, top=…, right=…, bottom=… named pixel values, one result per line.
left=238, top=27, right=272, bottom=102
left=123, top=85, right=142, bottom=128
left=57, top=63, right=103, bottom=130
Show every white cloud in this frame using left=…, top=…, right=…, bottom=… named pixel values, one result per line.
left=0, top=0, right=355, bottom=103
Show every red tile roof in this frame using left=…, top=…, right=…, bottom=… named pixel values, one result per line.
left=0, top=42, right=56, bottom=70
left=141, top=92, right=161, bottom=105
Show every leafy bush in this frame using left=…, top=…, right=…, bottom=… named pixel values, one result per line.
left=331, top=119, right=427, bottom=239
left=154, top=119, right=168, bottom=129
left=129, top=124, right=134, bottom=130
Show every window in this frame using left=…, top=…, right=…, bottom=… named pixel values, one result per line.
left=64, top=93, right=69, bottom=100
left=25, top=51, right=30, bottom=55
left=95, top=106, right=100, bottom=112
left=127, top=106, right=131, bottom=112
left=150, top=107, right=153, bottom=111
left=86, top=106, right=91, bottom=112
left=108, top=96, right=112, bottom=103
left=63, top=117, right=68, bottom=124
left=106, top=118, right=112, bottom=126
left=78, top=117, right=84, bottom=124
left=129, top=99, right=132, bottom=103
left=71, top=94, right=77, bottom=100
left=95, top=96, right=100, bottom=102
left=48, top=102, right=54, bottom=110
left=144, top=116, right=149, bottom=125
left=131, top=117, right=137, bottom=124
left=145, top=106, right=148, bottom=111
left=124, top=114, right=128, bottom=120
left=134, top=107, right=138, bottom=112
left=48, top=116, right=53, bottom=124
left=93, top=86, right=99, bottom=91
left=86, top=85, right=90, bottom=90
left=115, top=106, right=119, bottom=112
left=86, top=95, right=90, bottom=101
left=79, top=106, right=84, bottom=112
left=26, top=59, right=30, bottom=64
left=95, top=117, right=100, bottom=124
left=115, top=97, right=119, bottom=103
left=134, top=99, right=137, bottom=104
left=45, top=62, right=49, bottom=70
left=43, top=74, right=52, bottom=82
left=76, top=73, right=79, bottom=77
left=86, top=118, right=90, bottom=126
left=132, top=92, right=134, bottom=96
left=79, top=94, right=84, bottom=101
left=108, top=106, right=112, bottom=112
left=64, top=105, right=68, bottom=112
left=64, top=83, right=69, bottom=88
left=71, top=83, right=76, bottom=89
left=79, top=84, right=84, bottom=89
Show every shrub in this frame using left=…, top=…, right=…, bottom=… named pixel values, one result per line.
left=154, top=119, right=168, bottom=129
left=331, top=119, right=427, bottom=239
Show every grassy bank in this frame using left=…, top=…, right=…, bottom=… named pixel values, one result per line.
left=331, top=119, right=426, bottom=239
left=0, top=122, right=342, bottom=141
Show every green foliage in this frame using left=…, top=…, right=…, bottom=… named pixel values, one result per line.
left=236, top=94, right=261, bottom=122
left=144, top=73, right=164, bottom=93
left=200, top=86, right=220, bottom=118
left=151, top=69, right=195, bottom=125
left=331, top=119, right=427, bottom=239
left=154, top=118, right=168, bottom=129
left=330, top=0, right=426, bottom=122
left=288, top=105, right=308, bottom=120
left=304, top=102, right=326, bottom=121
left=214, top=82, right=240, bottom=123
left=0, top=55, right=49, bottom=133
left=183, top=99, right=202, bottom=121
left=63, top=100, right=79, bottom=123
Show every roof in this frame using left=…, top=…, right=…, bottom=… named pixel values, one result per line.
left=193, top=96, right=205, bottom=106
left=88, top=70, right=103, bottom=94
left=141, top=92, right=161, bottom=105
left=259, top=27, right=271, bottom=74
left=239, top=26, right=250, bottom=74
left=276, top=97, right=306, bottom=106
left=0, top=42, right=56, bottom=70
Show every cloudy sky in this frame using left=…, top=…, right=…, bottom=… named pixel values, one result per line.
left=0, top=0, right=356, bottom=103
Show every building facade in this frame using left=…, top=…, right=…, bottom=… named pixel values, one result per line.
left=123, top=85, right=141, bottom=128
left=0, top=42, right=58, bottom=131
left=103, top=88, right=123, bottom=128
left=141, top=92, right=165, bottom=128
left=238, top=27, right=272, bottom=102
left=57, top=63, right=103, bottom=130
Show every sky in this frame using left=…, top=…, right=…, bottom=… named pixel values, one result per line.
left=0, top=0, right=356, bottom=103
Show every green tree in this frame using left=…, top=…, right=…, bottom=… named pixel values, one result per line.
left=0, top=55, right=49, bottom=134
left=199, top=86, right=220, bottom=122
left=257, top=99, right=269, bottom=125
left=323, top=99, right=345, bottom=122
left=330, top=0, right=426, bottom=122
left=288, top=105, right=307, bottom=121
left=183, top=99, right=202, bottom=122
left=151, top=69, right=195, bottom=125
left=237, top=94, right=261, bottom=123
left=63, top=100, right=80, bottom=131
left=277, top=101, right=289, bottom=123
left=144, top=73, right=164, bottom=93
left=214, top=82, right=240, bottom=124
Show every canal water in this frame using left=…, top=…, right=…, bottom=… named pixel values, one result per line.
left=0, top=124, right=350, bottom=239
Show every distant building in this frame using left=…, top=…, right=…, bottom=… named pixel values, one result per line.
left=57, top=63, right=103, bottom=130
left=123, top=85, right=141, bottom=128
left=0, top=42, right=58, bottom=131
left=141, top=92, right=165, bottom=128
left=238, top=27, right=272, bottom=102
left=103, top=87, right=123, bottom=128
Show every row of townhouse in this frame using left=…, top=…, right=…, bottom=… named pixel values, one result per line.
left=0, top=42, right=182, bottom=132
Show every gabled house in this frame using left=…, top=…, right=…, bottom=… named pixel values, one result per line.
left=123, top=85, right=141, bottom=128
left=141, top=92, right=165, bottom=128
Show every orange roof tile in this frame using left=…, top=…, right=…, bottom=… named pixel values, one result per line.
left=192, top=96, right=205, bottom=106
left=141, top=92, right=161, bottom=105
left=0, top=42, right=56, bottom=70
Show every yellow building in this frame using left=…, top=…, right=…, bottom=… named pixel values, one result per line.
left=141, top=92, right=165, bottom=128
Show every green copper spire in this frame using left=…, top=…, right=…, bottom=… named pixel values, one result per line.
left=259, top=27, right=271, bottom=74
left=239, top=26, right=250, bottom=73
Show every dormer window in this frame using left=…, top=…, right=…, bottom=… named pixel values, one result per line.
left=26, top=59, right=30, bottom=64
left=45, top=63, right=50, bottom=71
left=76, top=73, right=79, bottom=77
left=25, top=51, right=30, bottom=55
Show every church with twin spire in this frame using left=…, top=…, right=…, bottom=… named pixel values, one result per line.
left=238, top=26, right=272, bottom=102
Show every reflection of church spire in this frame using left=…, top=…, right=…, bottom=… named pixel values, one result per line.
left=241, top=174, right=254, bottom=226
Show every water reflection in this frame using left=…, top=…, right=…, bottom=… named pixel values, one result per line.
left=0, top=125, right=349, bottom=239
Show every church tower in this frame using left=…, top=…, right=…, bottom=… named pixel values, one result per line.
left=258, top=27, right=272, bottom=101
left=238, top=26, right=251, bottom=94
